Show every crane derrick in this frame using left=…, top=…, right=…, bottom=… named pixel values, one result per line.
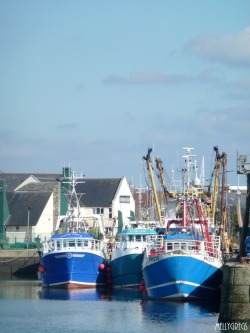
left=143, top=148, right=162, bottom=227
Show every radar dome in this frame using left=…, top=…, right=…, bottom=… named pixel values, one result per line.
left=193, top=176, right=201, bottom=186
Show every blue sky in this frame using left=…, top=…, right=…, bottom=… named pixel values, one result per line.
left=1, top=0, right=249, bottom=187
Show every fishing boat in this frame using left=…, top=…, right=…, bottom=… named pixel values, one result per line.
left=110, top=221, right=157, bottom=288
left=141, top=147, right=224, bottom=300
left=142, top=198, right=223, bottom=300
left=38, top=171, right=108, bottom=288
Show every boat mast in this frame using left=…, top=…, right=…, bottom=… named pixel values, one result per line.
left=181, top=147, right=195, bottom=196
left=211, top=147, right=219, bottom=222
left=143, top=148, right=162, bottom=226
left=200, top=156, right=205, bottom=189
left=220, top=152, right=230, bottom=252
left=155, top=156, right=175, bottom=204
left=60, top=170, right=87, bottom=232
left=211, top=146, right=226, bottom=223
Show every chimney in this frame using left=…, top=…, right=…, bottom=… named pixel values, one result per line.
left=59, top=167, right=72, bottom=215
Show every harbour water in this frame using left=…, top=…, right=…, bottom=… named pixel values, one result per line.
left=0, top=279, right=222, bottom=333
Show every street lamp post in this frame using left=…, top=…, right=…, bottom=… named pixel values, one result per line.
left=27, top=206, right=31, bottom=250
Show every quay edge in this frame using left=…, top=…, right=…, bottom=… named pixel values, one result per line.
left=0, top=249, right=40, bottom=279
left=219, top=261, right=250, bottom=324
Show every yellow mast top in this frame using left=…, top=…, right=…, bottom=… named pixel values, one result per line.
left=143, top=148, right=163, bottom=227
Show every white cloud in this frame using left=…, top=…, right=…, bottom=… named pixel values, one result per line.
left=103, top=71, right=192, bottom=85
left=186, top=27, right=250, bottom=67
left=103, top=68, right=247, bottom=92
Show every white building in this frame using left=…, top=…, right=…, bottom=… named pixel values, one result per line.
left=1, top=171, right=135, bottom=245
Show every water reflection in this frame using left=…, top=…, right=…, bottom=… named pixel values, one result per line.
left=0, top=280, right=220, bottom=333
left=108, top=287, right=146, bottom=302
left=141, top=299, right=220, bottom=325
left=39, top=284, right=220, bottom=325
left=0, top=279, right=41, bottom=300
left=38, top=286, right=146, bottom=302
left=39, top=287, right=108, bottom=301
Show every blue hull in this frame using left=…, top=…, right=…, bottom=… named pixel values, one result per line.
left=111, top=253, right=143, bottom=288
left=143, top=255, right=223, bottom=300
left=41, top=251, right=107, bottom=288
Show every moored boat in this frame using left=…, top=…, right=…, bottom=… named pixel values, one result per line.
left=110, top=222, right=157, bottom=288
left=38, top=170, right=108, bottom=288
left=141, top=146, right=225, bottom=300
left=142, top=198, right=223, bottom=300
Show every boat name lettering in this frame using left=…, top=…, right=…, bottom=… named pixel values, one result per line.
left=126, top=229, right=146, bottom=234
left=55, top=254, right=66, bottom=258
left=149, top=255, right=159, bottom=262
left=54, top=253, right=85, bottom=259
left=204, top=256, right=215, bottom=262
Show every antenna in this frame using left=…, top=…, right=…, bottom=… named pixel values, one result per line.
left=181, top=147, right=197, bottom=194
left=200, top=156, right=205, bottom=188
left=182, top=147, right=194, bottom=154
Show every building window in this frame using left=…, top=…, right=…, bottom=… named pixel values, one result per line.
left=119, top=195, right=130, bottom=203
left=93, top=208, right=104, bottom=214
left=16, top=226, right=19, bottom=231
left=109, top=208, right=112, bottom=218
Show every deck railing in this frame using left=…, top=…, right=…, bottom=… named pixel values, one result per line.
left=145, top=235, right=222, bottom=260
left=113, top=240, right=150, bottom=251
left=42, top=237, right=106, bottom=254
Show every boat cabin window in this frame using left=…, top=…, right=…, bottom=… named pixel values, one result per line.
left=121, top=234, right=150, bottom=242
left=56, top=241, right=61, bottom=250
left=84, top=240, right=89, bottom=247
left=68, top=240, right=76, bottom=248
left=166, top=241, right=195, bottom=251
left=77, top=240, right=83, bottom=248
left=167, top=243, right=173, bottom=250
left=174, top=243, right=180, bottom=250
left=181, top=243, right=187, bottom=250
left=63, top=240, right=67, bottom=248
left=121, top=235, right=141, bottom=242
left=188, top=243, right=195, bottom=250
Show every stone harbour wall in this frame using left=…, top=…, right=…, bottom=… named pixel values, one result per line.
left=219, top=261, right=250, bottom=323
left=0, top=250, right=40, bottom=279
